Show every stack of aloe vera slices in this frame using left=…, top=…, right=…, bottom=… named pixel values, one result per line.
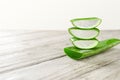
left=69, top=17, right=101, bottom=49
left=64, top=17, right=120, bottom=60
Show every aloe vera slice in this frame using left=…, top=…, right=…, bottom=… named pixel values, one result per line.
left=71, top=37, right=99, bottom=49
left=71, top=17, right=102, bottom=29
left=64, top=38, right=120, bottom=60
left=69, top=27, right=100, bottom=39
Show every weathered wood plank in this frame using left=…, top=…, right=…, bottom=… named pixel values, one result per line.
left=0, top=45, right=120, bottom=80
left=0, top=30, right=37, bottom=37
left=0, top=31, right=67, bottom=56
left=0, top=31, right=70, bottom=73
left=0, top=31, right=65, bottom=45
left=74, top=60, right=120, bottom=80
left=0, top=30, right=119, bottom=80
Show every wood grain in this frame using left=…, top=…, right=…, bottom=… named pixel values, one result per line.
left=0, top=30, right=119, bottom=80
left=74, top=60, right=120, bottom=80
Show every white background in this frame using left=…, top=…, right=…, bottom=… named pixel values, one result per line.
left=0, top=0, right=120, bottom=30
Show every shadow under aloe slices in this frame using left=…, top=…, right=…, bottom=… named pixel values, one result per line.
left=69, top=27, right=100, bottom=39
left=64, top=38, right=120, bottom=60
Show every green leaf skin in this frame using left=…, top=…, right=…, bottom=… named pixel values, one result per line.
left=64, top=38, right=120, bottom=60
left=68, top=27, right=100, bottom=39
left=71, top=17, right=102, bottom=29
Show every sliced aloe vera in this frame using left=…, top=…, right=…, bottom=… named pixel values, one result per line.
left=64, top=38, right=120, bottom=60
left=71, top=17, right=102, bottom=29
left=71, top=37, right=99, bottom=49
left=68, top=27, right=100, bottom=39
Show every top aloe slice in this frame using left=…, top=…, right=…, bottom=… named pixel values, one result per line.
left=71, top=17, right=102, bottom=29
left=64, top=38, right=120, bottom=60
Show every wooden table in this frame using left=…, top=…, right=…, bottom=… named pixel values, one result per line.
left=0, top=30, right=120, bottom=80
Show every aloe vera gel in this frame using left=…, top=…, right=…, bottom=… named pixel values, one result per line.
left=70, top=17, right=101, bottom=49
left=64, top=17, right=120, bottom=60
left=69, top=27, right=99, bottom=39
left=71, top=38, right=99, bottom=49
left=71, top=17, right=102, bottom=29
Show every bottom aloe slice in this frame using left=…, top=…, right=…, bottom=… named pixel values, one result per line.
left=64, top=38, right=120, bottom=60
left=71, top=37, right=99, bottom=49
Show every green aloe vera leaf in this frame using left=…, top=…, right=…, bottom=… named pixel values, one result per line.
left=68, top=27, right=100, bottom=39
left=64, top=38, right=120, bottom=60
left=71, top=17, right=102, bottom=29
left=70, top=37, right=99, bottom=49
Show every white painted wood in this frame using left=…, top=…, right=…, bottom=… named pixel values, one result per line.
left=0, top=30, right=36, bottom=37
left=0, top=30, right=71, bottom=73
left=0, top=31, right=67, bottom=56
left=0, top=30, right=119, bottom=80
left=0, top=47, right=120, bottom=80
left=74, top=60, right=120, bottom=80
left=0, top=31, right=64, bottom=45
